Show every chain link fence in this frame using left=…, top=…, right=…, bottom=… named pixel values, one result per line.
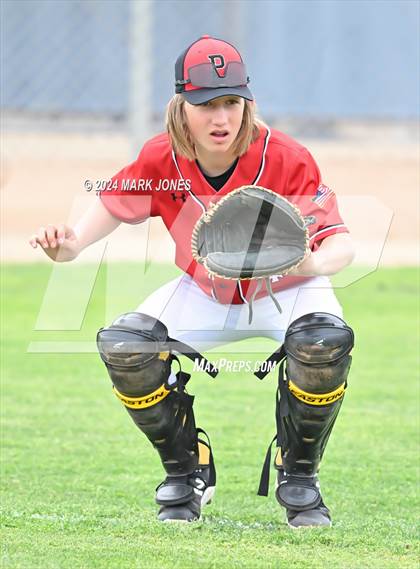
left=1, top=0, right=248, bottom=137
left=2, top=0, right=418, bottom=126
left=1, top=0, right=130, bottom=116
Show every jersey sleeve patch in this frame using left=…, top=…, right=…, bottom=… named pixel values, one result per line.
left=312, top=184, right=335, bottom=208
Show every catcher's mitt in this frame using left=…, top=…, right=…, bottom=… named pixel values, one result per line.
left=191, top=185, right=314, bottom=322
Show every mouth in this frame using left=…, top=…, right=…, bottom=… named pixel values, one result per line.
left=210, top=130, right=229, bottom=140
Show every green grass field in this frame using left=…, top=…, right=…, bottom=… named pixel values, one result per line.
left=1, top=264, right=419, bottom=569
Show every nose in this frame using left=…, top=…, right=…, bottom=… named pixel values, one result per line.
left=210, top=105, right=228, bottom=126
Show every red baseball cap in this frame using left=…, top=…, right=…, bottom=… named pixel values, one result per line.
left=175, top=35, right=253, bottom=105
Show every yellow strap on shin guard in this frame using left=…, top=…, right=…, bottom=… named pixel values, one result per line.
left=113, top=383, right=170, bottom=409
left=288, top=379, right=346, bottom=406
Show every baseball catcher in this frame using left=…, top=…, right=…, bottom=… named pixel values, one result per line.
left=30, top=35, right=355, bottom=527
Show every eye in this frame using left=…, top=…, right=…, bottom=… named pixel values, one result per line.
left=226, top=98, right=240, bottom=105
left=199, top=101, right=212, bottom=107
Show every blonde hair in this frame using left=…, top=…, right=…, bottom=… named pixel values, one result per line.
left=165, top=94, right=267, bottom=161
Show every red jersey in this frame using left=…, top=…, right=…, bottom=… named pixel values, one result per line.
left=100, top=126, right=348, bottom=305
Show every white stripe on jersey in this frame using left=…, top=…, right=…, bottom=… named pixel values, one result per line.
left=252, top=127, right=271, bottom=185
left=171, top=150, right=207, bottom=213
left=310, top=224, right=346, bottom=242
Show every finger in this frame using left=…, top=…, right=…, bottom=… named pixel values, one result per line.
left=29, top=234, right=39, bottom=248
left=38, top=227, right=49, bottom=248
left=57, top=224, right=66, bottom=244
left=46, top=225, right=58, bottom=248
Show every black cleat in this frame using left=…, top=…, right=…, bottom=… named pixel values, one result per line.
left=275, top=468, right=332, bottom=528
left=156, top=438, right=216, bottom=522
left=286, top=499, right=332, bottom=528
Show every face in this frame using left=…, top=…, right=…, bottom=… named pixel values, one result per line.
left=183, top=96, right=245, bottom=156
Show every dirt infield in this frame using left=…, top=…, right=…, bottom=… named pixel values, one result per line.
left=2, top=124, right=418, bottom=266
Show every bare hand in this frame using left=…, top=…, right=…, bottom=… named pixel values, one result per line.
left=29, top=224, right=80, bottom=262
left=287, top=251, right=320, bottom=277
left=288, top=234, right=356, bottom=277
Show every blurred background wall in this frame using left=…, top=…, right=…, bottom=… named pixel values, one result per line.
left=1, top=0, right=419, bottom=266
left=2, top=0, right=419, bottom=119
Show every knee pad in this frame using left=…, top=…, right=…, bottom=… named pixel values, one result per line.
left=97, top=312, right=199, bottom=476
left=278, top=312, right=354, bottom=476
left=97, top=312, right=172, bottom=397
left=285, top=312, right=354, bottom=396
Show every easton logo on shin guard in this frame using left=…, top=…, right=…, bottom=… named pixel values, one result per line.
left=113, top=384, right=170, bottom=409
left=288, top=379, right=346, bottom=406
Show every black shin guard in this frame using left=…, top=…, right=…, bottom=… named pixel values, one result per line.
left=97, top=312, right=216, bottom=477
left=279, top=313, right=354, bottom=476
left=125, top=388, right=198, bottom=476
left=257, top=313, right=354, bottom=509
